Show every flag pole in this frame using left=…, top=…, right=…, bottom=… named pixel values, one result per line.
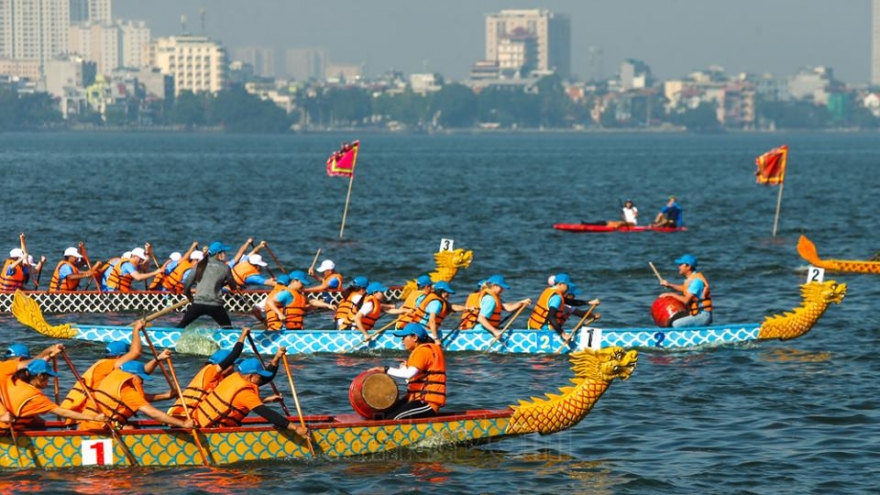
left=772, top=181, right=784, bottom=238
left=339, top=172, right=354, bottom=239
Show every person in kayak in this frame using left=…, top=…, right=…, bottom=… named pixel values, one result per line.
left=652, top=196, right=683, bottom=228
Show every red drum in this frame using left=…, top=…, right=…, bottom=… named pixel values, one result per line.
left=651, top=294, right=687, bottom=328
left=349, top=370, right=400, bottom=419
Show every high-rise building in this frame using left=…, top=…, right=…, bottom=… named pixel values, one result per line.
left=485, top=9, right=571, bottom=78
left=0, top=0, right=70, bottom=70
left=285, top=47, right=324, bottom=81
left=68, top=21, right=119, bottom=75
left=87, top=0, right=110, bottom=22
left=118, top=20, right=149, bottom=68
left=232, top=46, right=274, bottom=78
left=873, top=0, right=880, bottom=85
left=69, top=0, right=88, bottom=23
left=150, top=35, right=226, bottom=95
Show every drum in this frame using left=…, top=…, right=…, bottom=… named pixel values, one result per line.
left=651, top=294, right=687, bottom=328
left=349, top=370, right=400, bottom=419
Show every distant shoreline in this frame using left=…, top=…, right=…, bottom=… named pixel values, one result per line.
left=2, top=126, right=877, bottom=134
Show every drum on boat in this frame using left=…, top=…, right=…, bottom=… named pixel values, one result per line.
left=651, top=294, right=687, bottom=327
left=349, top=370, right=400, bottom=419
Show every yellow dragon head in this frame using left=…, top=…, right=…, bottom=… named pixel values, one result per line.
left=401, top=248, right=474, bottom=297
left=506, top=346, right=638, bottom=435
left=758, top=280, right=846, bottom=341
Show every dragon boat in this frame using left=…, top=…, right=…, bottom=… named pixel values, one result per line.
left=797, top=235, right=880, bottom=275
left=12, top=280, right=846, bottom=355
left=0, top=346, right=638, bottom=469
left=553, top=223, right=687, bottom=233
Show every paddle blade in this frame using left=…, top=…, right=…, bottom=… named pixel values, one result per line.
left=11, top=290, right=76, bottom=339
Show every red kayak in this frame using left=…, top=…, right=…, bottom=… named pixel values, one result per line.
left=553, top=223, right=688, bottom=233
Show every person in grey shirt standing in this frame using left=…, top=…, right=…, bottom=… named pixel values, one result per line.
left=177, top=241, right=239, bottom=328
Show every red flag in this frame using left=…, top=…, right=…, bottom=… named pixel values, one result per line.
left=755, top=145, right=788, bottom=186
left=326, top=140, right=359, bottom=178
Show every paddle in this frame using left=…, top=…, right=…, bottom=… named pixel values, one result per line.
left=482, top=304, right=528, bottom=353
left=78, top=242, right=103, bottom=293
left=263, top=242, right=287, bottom=274
left=308, top=249, right=321, bottom=274
left=52, top=356, right=61, bottom=420
left=281, top=355, right=315, bottom=456
left=554, top=301, right=600, bottom=354
left=0, top=383, right=29, bottom=467
left=60, top=349, right=138, bottom=466
left=345, top=317, right=398, bottom=353
left=245, top=333, right=292, bottom=417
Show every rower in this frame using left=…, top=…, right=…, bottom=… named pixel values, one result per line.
left=1, top=248, right=35, bottom=292
left=352, top=282, right=405, bottom=338
left=458, top=279, right=487, bottom=330
left=102, top=247, right=167, bottom=292
left=161, top=248, right=202, bottom=293
left=265, top=271, right=335, bottom=331
left=49, top=246, right=95, bottom=293
left=251, top=274, right=291, bottom=325
left=0, top=343, right=64, bottom=402
left=527, top=273, right=599, bottom=340
left=193, top=353, right=308, bottom=439
left=473, top=275, right=531, bottom=339
left=231, top=248, right=275, bottom=289
left=395, top=274, right=433, bottom=329
left=652, top=196, right=683, bottom=228
left=410, top=281, right=469, bottom=342
left=334, top=276, right=369, bottom=330
left=304, top=259, right=344, bottom=303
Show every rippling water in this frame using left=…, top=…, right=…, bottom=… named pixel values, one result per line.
left=1, top=131, right=879, bottom=494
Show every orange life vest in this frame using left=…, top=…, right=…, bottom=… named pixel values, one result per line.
left=335, top=290, right=364, bottom=329
left=49, top=260, right=80, bottom=293
left=527, top=287, right=566, bottom=329
left=105, top=258, right=135, bottom=292
left=195, top=372, right=259, bottom=427
left=475, top=290, right=502, bottom=329
left=323, top=273, right=343, bottom=290
left=397, top=289, right=428, bottom=328
left=411, top=293, right=449, bottom=328
left=685, top=272, right=713, bottom=315
left=82, top=369, right=145, bottom=429
left=168, top=364, right=222, bottom=418
left=406, top=343, right=447, bottom=411
left=459, top=289, right=485, bottom=330
left=266, top=289, right=307, bottom=330
left=161, top=259, right=194, bottom=293
left=1, top=378, right=49, bottom=430
left=61, top=358, right=115, bottom=413
left=232, top=262, right=260, bottom=286
left=357, top=294, right=383, bottom=330
left=0, top=259, right=26, bottom=292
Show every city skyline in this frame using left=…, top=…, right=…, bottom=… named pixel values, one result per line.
left=115, top=0, right=871, bottom=83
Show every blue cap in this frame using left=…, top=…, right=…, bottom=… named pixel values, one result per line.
left=416, top=275, right=432, bottom=288
left=567, top=283, right=582, bottom=296
left=392, top=323, right=428, bottom=340
left=476, top=279, right=486, bottom=288
left=120, top=361, right=153, bottom=381
left=237, top=358, right=273, bottom=377
left=105, top=341, right=129, bottom=357
left=275, top=274, right=291, bottom=286
left=208, top=349, right=231, bottom=365
left=351, top=276, right=369, bottom=288
left=5, top=343, right=30, bottom=359
left=486, top=274, right=510, bottom=290
left=366, top=282, right=388, bottom=294
left=554, top=273, right=572, bottom=285
left=433, top=281, right=455, bottom=294
left=26, top=359, right=58, bottom=377
left=208, top=241, right=231, bottom=256
left=674, top=254, right=698, bottom=269
left=288, top=270, right=311, bottom=286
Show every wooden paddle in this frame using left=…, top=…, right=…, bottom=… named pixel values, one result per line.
left=345, top=317, right=398, bottom=353
left=554, top=310, right=601, bottom=355
left=245, top=333, right=292, bottom=416
left=60, top=349, right=138, bottom=466
left=262, top=242, right=287, bottom=274
left=482, top=304, right=528, bottom=353
left=0, top=383, right=29, bottom=467
left=52, top=356, right=61, bottom=420
left=308, top=249, right=321, bottom=273
left=78, top=242, right=103, bottom=293
left=281, top=355, right=315, bottom=456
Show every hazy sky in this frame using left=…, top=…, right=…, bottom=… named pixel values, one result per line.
left=116, top=0, right=871, bottom=83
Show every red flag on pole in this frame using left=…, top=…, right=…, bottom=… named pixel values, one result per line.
left=755, top=145, right=788, bottom=186
left=326, top=140, right=359, bottom=178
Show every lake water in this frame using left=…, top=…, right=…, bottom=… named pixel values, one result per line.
left=1, top=131, right=879, bottom=494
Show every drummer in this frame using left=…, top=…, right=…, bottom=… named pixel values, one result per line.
left=369, top=323, right=446, bottom=420
left=659, top=254, right=712, bottom=327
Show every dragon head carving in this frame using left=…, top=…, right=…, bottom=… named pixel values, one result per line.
left=800, top=280, right=847, bottom=305
left=758, top=280, right=846, bottom=341
left=401, top=248, right=474, bottom=298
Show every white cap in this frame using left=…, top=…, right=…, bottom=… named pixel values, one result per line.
left=64, top=247, right=82, bottom=259
left=169, top=252, right=182, bottom=262
left=26, top=255, right=37, bottom=266
left=547, top=275, right=556, bottom=286
left=248, top=254, right=268, bottom=267
left=9, top=248, right=24, bottom=259
left=190, top=251, right=204, bottom=261
left=122, top=251, right=132, bottom=259
left=316, top=260, right=335, bottom=272
left=130, top=247, right=148, bottom=261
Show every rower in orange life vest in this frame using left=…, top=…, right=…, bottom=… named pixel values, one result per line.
left=527, top=273, right=600, bottom=340
left=101, top=246, right=167, bottom=292
left=396, top=274, right=433, bottom=329
left=161, top=248, right=203, bottom=293
left=230, top=240, right=275, bottom=288
left=264, top=270, right=336, bottom=331
left=251, top=274, right=291, bottom=325
left=304, top=259, right=343, bottom=303
left=334, top=276, right=369, bottom=330
left=368, top=323, right=447, bottom=420
left=193, top=353, right=309, bottom=440
left=1, top=360, right=106, bottom=431
left=352, top=282, right=406, bottom=338
left=79, top=360, right=192, bottom=431
left=411, top=281, right=470, bottom=342
left=0, top=343, right=65, bottom=408
left=659, top=253, right=712, bottom=327
left=150, top=242, right=197, bottom=291
left=60, top=320, right=168, bottom=422
left=473, top=274, right=532, bottom=339
left=0, top=248, right=35, bottom=292
left=49, top=246, right=96, bottom=293
left=458, top=279, right=487, bottom=330
left=167, top=328, right=251, bottom=419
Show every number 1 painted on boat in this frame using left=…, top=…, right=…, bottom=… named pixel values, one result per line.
left=81, top=439, right=113, bottom=466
